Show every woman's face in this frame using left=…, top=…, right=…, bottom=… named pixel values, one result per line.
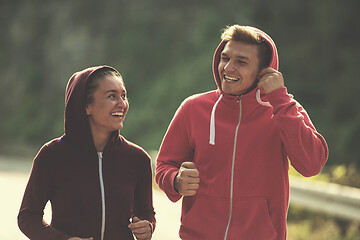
left=86, top=75, right=128, bottom=137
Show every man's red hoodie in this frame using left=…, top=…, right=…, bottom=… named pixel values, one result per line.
left=155, top=28, right=328, bottom=240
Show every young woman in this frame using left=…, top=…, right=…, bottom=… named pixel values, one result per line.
left=18, top=66, right=155, bottom=240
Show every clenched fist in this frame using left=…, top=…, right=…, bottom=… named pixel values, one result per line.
left=175, top=162, right=200, bottom=196
left=257, top=67, right=284, bottom=94
left=128, top=216, right=153, bottom=240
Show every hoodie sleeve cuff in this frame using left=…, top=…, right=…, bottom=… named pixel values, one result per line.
left=165, top=170, right=182, bottom=202
left=266, top=87, right=290, bottom=105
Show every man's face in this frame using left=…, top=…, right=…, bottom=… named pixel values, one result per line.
left=218, top=40, right=261, bottom=96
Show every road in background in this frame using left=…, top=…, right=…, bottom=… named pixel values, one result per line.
left=0, top=156, right=181, bottom=240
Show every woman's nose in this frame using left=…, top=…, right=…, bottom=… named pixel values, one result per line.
left=117, top=97, right=128, bottom=107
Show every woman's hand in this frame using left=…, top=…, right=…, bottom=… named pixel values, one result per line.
left=128, top=216, right=153, bottom=240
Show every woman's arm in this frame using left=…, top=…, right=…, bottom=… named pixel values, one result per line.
left=18, top=145, right=71, bottom=240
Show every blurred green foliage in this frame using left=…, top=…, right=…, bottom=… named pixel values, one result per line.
left=289, top=163, right=360, bottom=188
left=1, top=0, right=359, bottom=169
left=288, top=205, right=360, bottom=240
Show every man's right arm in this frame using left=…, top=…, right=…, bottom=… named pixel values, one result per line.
left=155, top=102, right=196, bottom=202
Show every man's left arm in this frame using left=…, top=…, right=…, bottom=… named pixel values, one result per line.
left=258, top=68, right=329, bottom=177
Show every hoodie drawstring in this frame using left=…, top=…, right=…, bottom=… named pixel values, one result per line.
left=256, top=89, right=272, bottom=107
left=209, top=94, right=223, bottom=145
left=210, top=90, right=271, bottom=145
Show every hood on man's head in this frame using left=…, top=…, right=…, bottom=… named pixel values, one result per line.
left=212, top=26, right=279, bottom=93
left=209, top=26, right=279, bottom=144
left=64, top=65, right=120, bottom=149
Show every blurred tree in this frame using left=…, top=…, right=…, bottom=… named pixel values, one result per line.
left=252, top=0, right=360, bottom=166
left=0, top=0, right=359, bottom=169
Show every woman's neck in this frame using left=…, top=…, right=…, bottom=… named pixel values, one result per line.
left=92, top=130, right=112, bottom=152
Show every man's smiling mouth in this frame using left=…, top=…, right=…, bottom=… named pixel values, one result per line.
left=224, top=75, right=241, bottom=82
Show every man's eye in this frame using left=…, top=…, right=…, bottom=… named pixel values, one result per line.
left=121, top=94, right=127, bottom=100
left=108, top=94, right=115, bottom=98
left=237, top=60, right=247, bottom=65
left=221, top=57, right=229, bottom=61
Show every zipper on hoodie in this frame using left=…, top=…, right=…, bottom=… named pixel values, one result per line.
left=98, top=152, right=106, bottom=240
left=224, top=96, right=242, bottom=240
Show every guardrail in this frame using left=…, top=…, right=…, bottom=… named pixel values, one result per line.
left=290, top=176, right=360, bottom=221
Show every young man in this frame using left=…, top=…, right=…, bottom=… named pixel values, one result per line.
left=155, top=25, right=328, bottom=240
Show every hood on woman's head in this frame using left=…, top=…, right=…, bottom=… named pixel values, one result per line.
left=64, top=65, right=120, bottom=148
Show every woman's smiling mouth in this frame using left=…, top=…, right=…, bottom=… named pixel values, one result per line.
left=111, top=112, right=124, bottom=118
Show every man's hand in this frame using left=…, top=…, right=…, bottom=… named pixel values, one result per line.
left=257, top=67, right=284, bottom=94
left=128, top=216, right=152, bottom=240
left=175, top=162, right=200, bottom=196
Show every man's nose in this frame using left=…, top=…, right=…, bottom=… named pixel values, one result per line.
left=224, top=60, right=235, bottom=72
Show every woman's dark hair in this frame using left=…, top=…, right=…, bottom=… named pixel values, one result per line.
left=85, top=68, right=122, bottom=105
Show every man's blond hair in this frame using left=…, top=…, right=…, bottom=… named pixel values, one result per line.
left=221, top=25, right=272, bottom=69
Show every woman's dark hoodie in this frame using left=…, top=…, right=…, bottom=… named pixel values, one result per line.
left=18, top=66, right=155, bottom=240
